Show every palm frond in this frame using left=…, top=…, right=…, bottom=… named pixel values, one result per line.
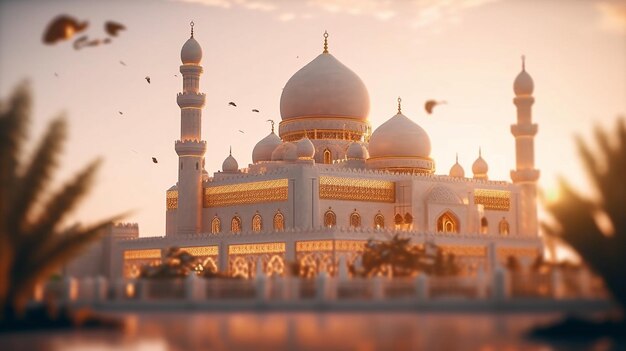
left=11, top=216, right=123, bottom=299
left=8, top=117, right=66, bottom=241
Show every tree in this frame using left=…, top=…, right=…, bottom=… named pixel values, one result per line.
left=139, top=247, right=201, bottom=279
left=0, top=82, right=120, bottom=321
left=543, top=118, right=626, bottom=310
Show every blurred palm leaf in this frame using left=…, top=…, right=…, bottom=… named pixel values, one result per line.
left=0, top=82, right=122, bottom=319
left=544, top=118, right=626, bottom=309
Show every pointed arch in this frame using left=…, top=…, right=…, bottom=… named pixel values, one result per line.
left=231, top=215, right=242, bottom=234
left=499, top=217, right=509, bottom=236
left=323, top=148, right=332, bottom=164
left=480, top=217, right=489, bottom=234
left=324, top=209, right=336, bottom=228
left=374, top=212, right=385, bottom=229
left=394, top=213, right=404, bottom=225
left=436, top=210, right=459, bottom=233
left=349, top=210, right=361, bottom=228
left=252, top=213, right=262, bottom=233
left=211, top=216, right=221, bottom=234
left=273, top=210, right=285, bottom=231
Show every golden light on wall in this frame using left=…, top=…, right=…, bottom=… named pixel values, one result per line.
left=166, top=190, right=178, bottom=210
left=228, top=242, right=286, bottom=255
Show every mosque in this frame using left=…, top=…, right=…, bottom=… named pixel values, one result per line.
left=72, top=24, right=543, bottom=280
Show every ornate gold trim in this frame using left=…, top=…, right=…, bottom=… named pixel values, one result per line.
left=474, top=189, right=511, bottom=211
left=181, top=246, right=219, bottom=257
left=124, top=249, right=162, bottom=260
left=296, top=240, right=334, bottom=252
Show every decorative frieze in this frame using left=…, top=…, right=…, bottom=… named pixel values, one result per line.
left=319, top=176, right=395, bottom=203
left=204, top=178, right=288, bottom=207
left=228, top=242, right=286, bottom=255
left=166, top=190, right=178, bottom=210
left=474, top=189, right=511, bottom=211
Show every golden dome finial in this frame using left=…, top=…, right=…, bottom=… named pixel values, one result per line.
left=266, top=119, right=275, bottom=133
left=323, top=30, right=329, bottom=54
left=397, top=97, right=402, bottom=113
left=521, top=54, right=525, bottom=71
left=190, top=21, right=194, bottom=38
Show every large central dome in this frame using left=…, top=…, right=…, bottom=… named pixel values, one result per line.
left=280, top=53, right=370, bottom=121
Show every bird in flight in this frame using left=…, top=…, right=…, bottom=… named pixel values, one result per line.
left=424, top=100, right=446, bottom=115
left=228, top=102, right=237, bottom=107
left=252, top=109, right=259, bottom=113
left=54, top=72, right=59, bottom=77
left=105, top=21, right=126, bottom=37
left=152, top=157, right=158, bottom=163
left=145, top=76, right=151, bottom=84
left=118, top=111, right=123, bottom=115
left=119, top=60, right=126, bottom=66
left=238, top=130, right=245, bottom=134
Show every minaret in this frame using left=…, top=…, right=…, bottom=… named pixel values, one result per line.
left=175, top=22, right=206, bottom=235
left=510, top=56, right=540, bottom=236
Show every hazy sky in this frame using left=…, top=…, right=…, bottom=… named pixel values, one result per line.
left=1, top=0, right=625, bottom=237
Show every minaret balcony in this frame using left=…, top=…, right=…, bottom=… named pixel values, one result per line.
left=180, top=64, right=203, bottom=75
left=510, top=124, right=538, bottom=137
left=177, top=92, right=206, bottom=108
left=511, top=169, right=540, bottom=183
left=175, top=139, right=207, bottom=156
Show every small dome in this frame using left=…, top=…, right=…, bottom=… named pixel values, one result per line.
left=280, top=53, right=369, bottom=121
left=181, top=37, right=202, bottom=64
left=271, top=143, right=287, bottom=161
left=472, top=150, right=488, bottom=179
left=449, top=155, right=465, bottom=178
left=513, top=57, right=533, bottom=96
left=252, top=131, right=281, bottom=163
left=369, top=112, right=431, bottom=159
left=296, top=136, right=315, bottom=159
left=427, top=185, right=462, bottom=204
left=449, top=163, right=465, bottom=178
left=222, top=152, right=238, bottom=173
left=284, top=142, right=298, bottom=162
left=346, top=142, right=366, bottom=160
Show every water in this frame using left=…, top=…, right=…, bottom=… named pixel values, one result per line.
left=0, top=312, right=619, bottom=351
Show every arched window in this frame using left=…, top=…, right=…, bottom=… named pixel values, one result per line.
left=252, top=213, right=262, bottom=233
left=480, top=217, right=489, bottom=234
left=394, top=213, right=403, bottom=225
left=374, top=213, right=385, bottom=229
left=437, top=211, right=459, bottom=233
left=499, top=217, right=509, bottom=236
left=404, top=213, right=413, bottom=225
left=349, top=210, right=361, bottom=228
left=211, top=216, right=221, bottom=234
left=231, top=216, right=242, bottom=234
left=273, top=211, right=285, bottom=231
left=324, top=209, right=336, bottom=228
left=323, top=149, right=332, bottom=164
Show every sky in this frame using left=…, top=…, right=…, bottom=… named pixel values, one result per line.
left=0, top=0, right=625, bottom=238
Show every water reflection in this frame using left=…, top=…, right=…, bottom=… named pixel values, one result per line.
left=0, top=312, right=619, bottom=351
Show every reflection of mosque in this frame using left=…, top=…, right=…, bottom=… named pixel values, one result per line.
left=96, top=24, right=542, bottom=280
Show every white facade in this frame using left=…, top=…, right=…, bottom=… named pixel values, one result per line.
left=111, top=26, right=542, bottom=280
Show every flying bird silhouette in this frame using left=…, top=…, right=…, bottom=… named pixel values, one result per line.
left=42, top=15, right=88, bottom=44
left=238, top=130, right=245, bottom=134
left=119, top=60, right=126, bottom=66
left=145, top=76, right=151, bottom=84
left=152, top=157, right=158, bottom=163
left=424, top=100, right=446, bottom=115
left=174, top=74, right=178, bottom=77
left=104, top=21, right=126, bottom=37
left=118, top=111, right=123, bottom=115
left=54, top=72, right=59, bottom=77
left=252, top=109, right=259, bottom=113
left=72, top=35, right=88, bottom=50
left=228, top=102, right=237, bottom=107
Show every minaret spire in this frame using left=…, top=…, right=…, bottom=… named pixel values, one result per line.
left=323, top=30, right=329, bottom=54
left=511, top=56, right=539, bottom=237
left=171, top=24, right=206, bottom=236
left=397, top=97, right=402, bottom=114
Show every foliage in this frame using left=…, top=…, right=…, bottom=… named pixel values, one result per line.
left=0, top=82, right=121, bottom=321
left=543, top=118, right=626, bottom=310
left=352, top=234, right=460, bottom=278
left=139, top=247, right=200, bottom=279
